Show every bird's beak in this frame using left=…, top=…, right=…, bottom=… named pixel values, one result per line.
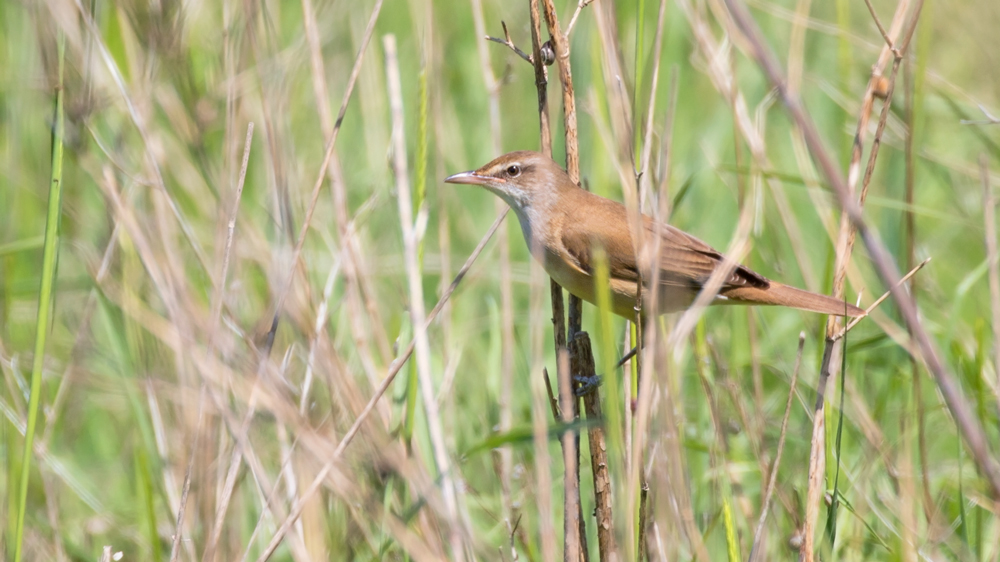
left=444, top=171, right=489, bottom=186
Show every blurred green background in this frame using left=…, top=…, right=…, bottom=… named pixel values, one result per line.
left=2, top=0, right=999, bottom=559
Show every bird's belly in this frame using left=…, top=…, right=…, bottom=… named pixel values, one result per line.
left=539, top=249, right=645, bottom=319
left=540, top=248, right=697, bottom=318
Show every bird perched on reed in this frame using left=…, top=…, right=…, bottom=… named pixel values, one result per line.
left=446, top=151, right=864, bottom=318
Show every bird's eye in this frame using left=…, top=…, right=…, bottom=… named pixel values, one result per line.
left=505, top=164, right=521, bottom=177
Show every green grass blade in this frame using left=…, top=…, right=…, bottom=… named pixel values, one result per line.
left=722, top=495, right=740, bottom=562
left=135, top=445, right=162, bottom=562
left=13, top=31, right=65, bottom=562
left=462, top=419, right=597, bottom=458
left=593, top=246, right=624, bottom=470
left=0, top=236, right=44, bottom=257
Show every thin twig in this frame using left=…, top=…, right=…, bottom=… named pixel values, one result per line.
left=748, top=333, right=805, bottom=562
left=861, top=0, right=899, bottom=55
left=486, top=21, right=535, bottom=64
left=832, top=258, right=931, bottom=342
left=534, top=5, right=596, bottom=561
left=565, top=0, right=596, bottom=37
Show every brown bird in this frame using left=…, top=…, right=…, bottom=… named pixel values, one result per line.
left=446, top=151, right=865, bottom=319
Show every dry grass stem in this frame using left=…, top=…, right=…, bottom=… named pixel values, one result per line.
left=832, top=258, right=931, bottom=342
left=170, top=122, right=255, bottom=562
left=638, top=0, right=670, bottom=205
left=702, top=1, right=923, bottom=557
left=749, top=333, right=805, bottom=562
left=209, top=4, right=386, bottom=555
left=386, top=33, right=466, bottom=561
left=628, top=1, right=669, bottom=554
left=211, top=122, right=256, bottom=347
left=796, top=0, right=916, bottom=551
left=267, top=0, right=384, bottom=339
left=9, top=0, right=997, bottom=558
left=540, top=0, right=580, bottom=182
left=255, top=207, right=507, bottom=560
left=70, top=0, right=213, bottom=277
left=565, top=0, right=596, bottom=37
left=302, top=0, right=390, bottom=391
left=682, top=0, right=820, bottom=291
left=471, top=0, right=519, bottom=532
left=592, top=2, right=636, bottom=190
left=521, top=3, right=590, bottom=558
left=724, top=0, right=1000, bottom=500
left=633, top=63, right=679, bottom=562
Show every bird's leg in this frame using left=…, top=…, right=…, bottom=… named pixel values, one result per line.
left=615, top=346, right=639, bottom=369
left=572, top=344, right=640, bottom=396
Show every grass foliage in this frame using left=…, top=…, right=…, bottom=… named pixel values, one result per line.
left=2, top=0, right=1000, bottom=559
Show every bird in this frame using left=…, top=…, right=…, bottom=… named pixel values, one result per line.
left=445, top=150, right=865, bottom=319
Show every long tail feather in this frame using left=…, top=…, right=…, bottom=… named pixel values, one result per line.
left=720, top=282, right=866, bottom=317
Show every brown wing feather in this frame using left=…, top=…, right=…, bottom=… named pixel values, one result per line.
left=643, top=217, right=770, bottom=291
left=558, top=196, right=641, bottom=281
left=558, top=191, right=768, bottom=293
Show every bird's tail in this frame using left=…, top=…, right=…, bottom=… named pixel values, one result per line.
left=721, top=282, right=866, bottom=317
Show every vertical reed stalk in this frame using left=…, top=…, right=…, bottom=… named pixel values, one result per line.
left=385, top=33, right=466, bottom=561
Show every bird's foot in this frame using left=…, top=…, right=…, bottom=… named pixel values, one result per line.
left=573, top=375, right=602, bottom=396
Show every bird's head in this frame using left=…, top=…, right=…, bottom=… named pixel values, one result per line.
left=444, top=151, right=567, bottom=213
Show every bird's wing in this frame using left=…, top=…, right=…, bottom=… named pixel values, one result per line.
left=557, top=199, right=643, bottom=282
left=557, top=198, right=768, bottom=291
left=643, top=217, right=770, bottom=290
